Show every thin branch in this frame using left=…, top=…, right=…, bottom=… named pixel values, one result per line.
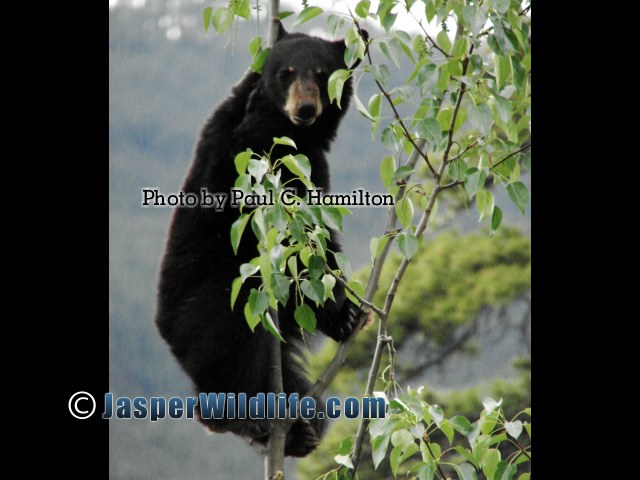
left=490, top=143, right=531, bottom=171
left=441, top=179, right=464, bottom=190
left=358, top=31, right=438, bottom=179
left=325, top=267, right=386, bottom=318
left=442, top=46, right=473, bottom=166
left=406, top=9, right=451, bottom=59
left=307, top=139, right=427, bottom=400
left=448, top=140, right=478, bottom=163
left=350, top=35, right=477, bottom=475
left=422, top=433, right=448, bottom=480
left=264, top=4, right=288, bottom=479
left=267, top=0, right=280, bottom=48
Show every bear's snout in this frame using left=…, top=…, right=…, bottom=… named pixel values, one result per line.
left=284, top=78, right=323, bottom=126
left=297, top=103, right=317, bottom=121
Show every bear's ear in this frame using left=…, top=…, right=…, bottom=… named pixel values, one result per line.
left=273, top=19, right=287, bottom=42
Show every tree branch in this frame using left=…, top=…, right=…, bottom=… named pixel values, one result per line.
left=325, top=267, right=385, bottom=318
left=359, top=34, right=438, bottom=179
left=490, top=143, right=531, bottom=171
left=264, top=4, right=288, bottom=479
left=350, top=35, right=477, bottom=475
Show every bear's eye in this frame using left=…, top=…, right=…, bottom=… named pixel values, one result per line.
left=315, top=69, right=328, bottom=82
left=279, top=67, right=296, bottom=80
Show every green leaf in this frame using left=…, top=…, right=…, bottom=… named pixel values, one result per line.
left=439, top=419, right=454, bottom=445
left=504, top=420, right=523, bottom=440
left=249, top=288, right=269, bottom=316
left=240, top=262, right=259, bottom=282
left=355, top=0, right=370, bottom=18
left=334, top=454, right=353, bottom=470
left=482, top=448, right=501, bottom=480
left=425, top=1, right=436, bottom=23
left=418, top=118, right=444, bottom=147
left=468, top=104, right=493, bottom=137
left=321, top=207, right=343, bottom=231
left=211, top=7, right=233, bottom=33
left=321, top=274, right=336, bottom=301
left=391, top=429, right=414, bottom=447
left=396, top=196, right=414, bottom=229
left=244, top=301, right=261, bottom=331
left=397, top=232, right=419, bottom=260
left=231, top=0, right=250, bottom=19
left=463, top=5, right=488, bottom=37
left=519, top=474, right=531, bottom=480
left=369, top=64, right=391, bottom=87
left=482, top=397, right=502, bottom=413
left=294, top=304, right=317, bottom=332
left=506, top=181, right=529, bottom=214
left=490, top=206, right=503, bottom=237
left=335, top=437, right=353, bottom=456
left=334, top=252, right=352, bottom=278
left=422, top=441, right=440, bottom=464
left=380, top=156, right=396, bottom=189
left=271, top=272, right=291, bottom=306
left=231, top=214, right=250, bottom=255
left=415, top=463, right=436, bottom=480
left=328, top=69, right=350, bottom=108
left=261, top=310, right=285, bottom=342
left=428, top=404, right=444, bottom=425
left=464, top=168, right=488, bottom=199
left=273, top=136, right=296, bottom=149
left=510, top=55, right=527, bottom=97
left=495, top=54, right=510, bottom=91
left=308, top=255, right=326, bottom=280
left=345, top=278, right=365, bottom=305
left=436, top=64, right=450, bottom=92
left=489, top=0, right=510, bottom=14
left=452, top=463, right=478, bottom=480
left=453, top=446, right=477, bottom=467
left=202, top=6, right=213, bottom=34
left=378, top=1, right=397, bottom=31
left=230, top=276, right=242, bottom=309
left=452, top=37, right=469, bottom=59
left=301, top=279, right=324, bottom=304
left=493, top=95, right=512, bottom=124
left=369, top=94, right=382, bottom=119
left=476, top=188, right=494, bottom=222
left=248, top=158, right=269, bottom=182
left=353, top=93, right=374, bottom=121
left=250, top=48, right=270, bottom=74
left=436, top=30, right=452, bottom=54
left=281, top=154, right=312, bottom=181
left=371, top=434, right=390, bottom=469
left=234, top=150, right=252, bottom=175
left=344, top=26, right=366, bottom=68
left=259, top=250, right=272, bottom=289
left=379, top=40, right=401, bottom=68
left=296, top=6, right=323, bottom=26
left=494, top=461, right=517, bottom=480
left=287, top=255, right=298, bottom=279
left=450, top=415, right=471, bottom=436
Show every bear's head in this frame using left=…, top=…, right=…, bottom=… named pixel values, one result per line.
left=260, top=21, right=367, bottom=127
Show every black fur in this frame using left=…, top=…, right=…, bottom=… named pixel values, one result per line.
left=156, top=24, right=364, bottom=457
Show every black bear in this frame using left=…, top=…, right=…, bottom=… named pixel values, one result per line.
left=156, top=22, right=365, bottom=457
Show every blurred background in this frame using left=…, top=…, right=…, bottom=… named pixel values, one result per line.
left=109, top=0, right=530, bottom=478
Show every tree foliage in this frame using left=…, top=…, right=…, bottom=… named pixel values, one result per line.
left=202, top=0, right=532, bottom=478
